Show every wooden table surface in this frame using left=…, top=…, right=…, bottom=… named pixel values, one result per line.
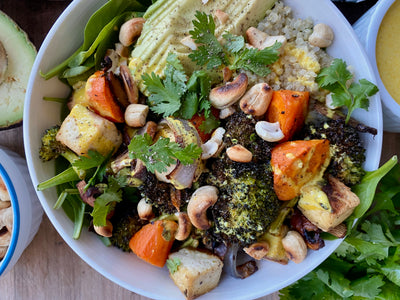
left=0, top=1, right=399, bottom=300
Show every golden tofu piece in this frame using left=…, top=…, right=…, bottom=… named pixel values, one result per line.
left=298, top=176, right=360, bottom=232
left=56, top=104, right=122, bottom=156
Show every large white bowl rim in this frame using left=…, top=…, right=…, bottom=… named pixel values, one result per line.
left=23, top=0, right=383, bottom=299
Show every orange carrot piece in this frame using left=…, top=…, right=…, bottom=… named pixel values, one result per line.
left=85, top=70, right=124, bottom=123
left=129, top=220, right=178, bottom=268
left=267, top=90, right=309, bottom=142
left=271, top=139, right=330, bottom=201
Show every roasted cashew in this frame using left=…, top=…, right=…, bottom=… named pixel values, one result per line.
left=119, top=17, right=145, bottom=47
left=222, top=67, right=232, bottom=83
left=255, top=121, right=284, bottom=142
left=0, top=231, right=11, bottom=247
left=219, top=106, right=236, bottom=119
left=226, top=144, right=252, bottom=163
left=0, top=246, right=7, bottom=260
left=94, top=220, right=113, bottom=238
left=0, top=206, right=12, bottom=232
left=243, top=242, right=269, bottom=260
left=0, top=200, right=10, bottom=209
left=309, top=23, right=334, bottom=48
left=282, top=231, right=307, bottom=264
left=201, top=127, right=226, bottom=159
left=180, top=36, right=197, bottom=50
left=125, top=104, right=149, bottom=127
left=209, top=73, right=248, bottom=109
left=137, top=198, right=154, bottom=220
left=187, top=185, right=218, bottom=230
left=175, top=212, right=192, bottom=241
left=246, top=27, right=286, bottom=50
left=215, top=10, right=229, bottom=24
left=239, top=83, right=273, bottom=116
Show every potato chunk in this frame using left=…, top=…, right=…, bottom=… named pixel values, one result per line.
left=168, top=248, right=223, bottom=300
left=56, top=104, right=122, bottom=156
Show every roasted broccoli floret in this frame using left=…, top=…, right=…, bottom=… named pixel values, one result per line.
left=303, top=118, right=366, bottom=186
left=207, top=156, right=280, bottom=247
left=109, top=198, right=146, bottom=252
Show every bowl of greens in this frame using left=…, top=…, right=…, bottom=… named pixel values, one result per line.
left=24, top=0, right=383, bottom=299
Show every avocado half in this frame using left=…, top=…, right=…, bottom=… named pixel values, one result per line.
left=0, top=10, right=36, bottom=130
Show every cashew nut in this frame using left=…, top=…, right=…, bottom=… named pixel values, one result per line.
left=120, top=65, right=139, bottom=104
left=209, top=73, right=248, bottom=109
left=222, top=67, right=232, bottom=83
left=0, top=230, right=11, bottom=247
left=119, top=17, right=145, bottom=47
left=175, top=212, right=192, bottom=241
left=125, top=104, right=149, bottom=127
left=201, top=127, right=226, bottom=159
left=187, top=185, right=218, bottom=230
left=239, top=83, right=273, bottom=116
left=0, top=41, right=7, bottom=85
left=308, top=23, right=334, bottom=48
left=180, top=36, right=197, bottom=50
left=0, top=246, right=7, bottom=260
left=219, top=106, right=236, bottom=119
left=246, top=27, right=286, bottom=50
left=243, top=242, right=269, bottom=260
left=94, top=220, right=113, bottom=238
left=255, top=121, right=284, bottom=142
left=282, top=231, right=307, bottom=264
left=226, top=144, right=252, bottom=163
left=0, top=200, right=10, bottom=209
left=137, top=198, right=154, bottom=220
left=215, top=10, right=229, bottom=24
left=0, top=206, right=12, bottom=232
left=115, top=42, right=130, bottom=58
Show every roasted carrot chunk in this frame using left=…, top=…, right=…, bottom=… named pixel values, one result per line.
left=271, top=139, right=330, bottom=201
left=85, top=70, right=124, bottom=123
left=129, top=220, right=178, bottom=268
left=267, top=90, right=309, bottom=142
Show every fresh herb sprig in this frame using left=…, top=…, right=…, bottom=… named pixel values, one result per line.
left=316, top=58, right=379, bottom=123
left=128, top=133, right=202, bottom=174
left=142, top=53, right=214, bottom=120
left=188, top=11, right=281, bottom=77
left=280, top=156, right=400, bottom=300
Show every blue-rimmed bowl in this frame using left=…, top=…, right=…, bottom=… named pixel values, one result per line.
left=0, top=148, right=43, bottom=276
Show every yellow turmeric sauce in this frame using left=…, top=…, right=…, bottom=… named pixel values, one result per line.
left=376, top=1, right=400, bottom=105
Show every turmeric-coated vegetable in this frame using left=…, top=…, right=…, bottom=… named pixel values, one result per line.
left=266, top=90, right=309, bottom=142
left=271, top=139, right=330, bottom=200
left=85, top=70, right=124, bottom=123
left=129, top=219, right=178, bottom=268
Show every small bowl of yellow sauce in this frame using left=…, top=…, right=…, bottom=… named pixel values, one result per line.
left=356, top=0, right=400, bottom=132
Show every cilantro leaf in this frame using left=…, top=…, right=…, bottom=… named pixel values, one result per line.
left=223, top=32, right=245, bottom=53
left=198, top=114, right=220, bottom=134
left=316, top=58, right=378, bottom=123
left=166, top=257, right=181, bottom=274
left=188, top=11, right=227, bottom=69
left=128, top=133, right=202, bottom=174
left=72, top=150, right=106, bottom=170
left=91, top=177, right=123, bottom=226
left=186, top=70, right=212, bottom=117
left=351, top=275, right=385, bottom=298
left=179, top=92, right=199, bottom=120
left=230, top=42, right=281, bottom=76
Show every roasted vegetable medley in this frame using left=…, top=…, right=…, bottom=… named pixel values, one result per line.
left=37, top=0, right=382, bottom=299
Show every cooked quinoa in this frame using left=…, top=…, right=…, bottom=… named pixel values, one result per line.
left=247, top=1, right=332, bottom=100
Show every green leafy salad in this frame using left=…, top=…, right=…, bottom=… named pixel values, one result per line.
left=36, top=0, right=398, bottom=298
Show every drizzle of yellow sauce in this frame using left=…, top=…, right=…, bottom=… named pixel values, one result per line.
left=376, top=1, right=400, bottom=105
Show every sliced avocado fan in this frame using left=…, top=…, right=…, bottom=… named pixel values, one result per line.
left=0, top=10, right=36, bottom=130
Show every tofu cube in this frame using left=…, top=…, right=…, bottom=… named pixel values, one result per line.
left=56, top=104, right=122, bottom=156
left=168, top=248, right=223, bottom=300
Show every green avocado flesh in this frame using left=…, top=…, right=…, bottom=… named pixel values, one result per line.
left=129, top=0, right=277, bottom=94
left=0, top=10, right=36, bottom=130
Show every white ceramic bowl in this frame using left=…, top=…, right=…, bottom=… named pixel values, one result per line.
left=23, top=0, right=383, bottom=299
left=0, top=148, right=43, bottom=276
left=354, top=0, right=400, bottom=132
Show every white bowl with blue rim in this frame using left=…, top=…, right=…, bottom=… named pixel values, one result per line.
left=0, top=148, right=43, bottom=276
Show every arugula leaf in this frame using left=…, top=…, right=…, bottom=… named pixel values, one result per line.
left=280, top=156, right=400, bottom=299
left=189, top=11, right=227, bottom=69
left=316, top=58, right=379, bottom=123
left=128, top=133, right=202, bottom=174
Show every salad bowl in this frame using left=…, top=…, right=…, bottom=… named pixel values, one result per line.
left=23, top=0, right=382, bottom=299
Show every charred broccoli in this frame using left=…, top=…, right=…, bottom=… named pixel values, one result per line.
left=303, top=118, right=366, bottom=186
left=208, top=156, right=280, bottom=247
left=109, top=198, right=146, bottom=252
